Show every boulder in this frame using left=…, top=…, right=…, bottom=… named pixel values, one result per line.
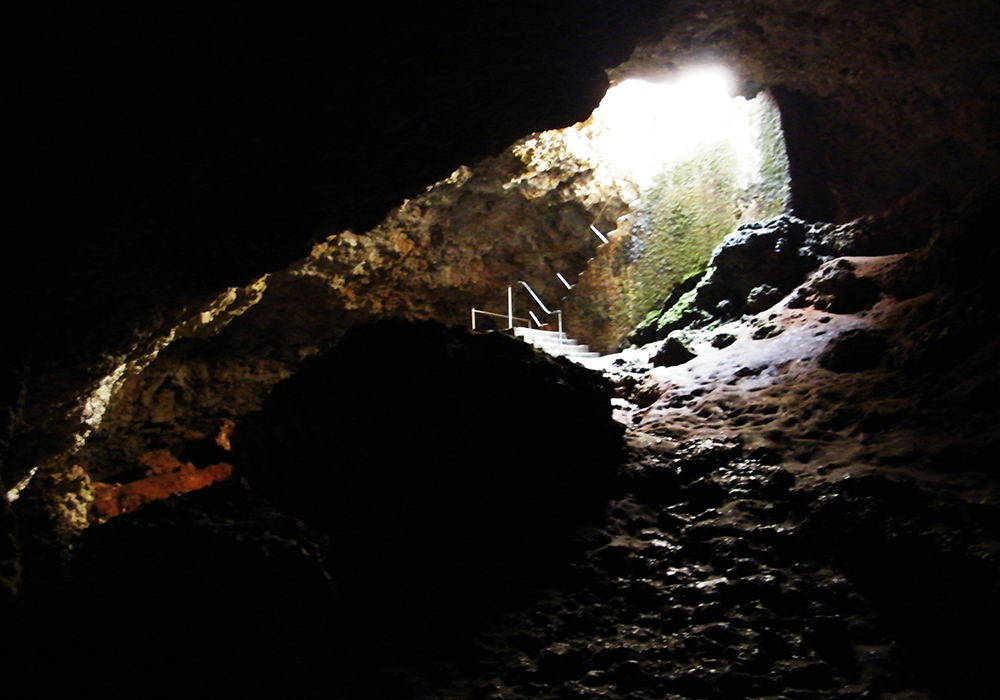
left=652, top=336, right=697, bottom=368
left=234, top=319, right=623, bottom=639
left=819, top=329, right=888, bottom=373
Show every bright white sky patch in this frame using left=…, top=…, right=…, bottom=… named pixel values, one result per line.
left=576, top=66, right=759, bottom=192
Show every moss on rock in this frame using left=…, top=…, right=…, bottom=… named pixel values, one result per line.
left=565, top=92, right=790, bottom=353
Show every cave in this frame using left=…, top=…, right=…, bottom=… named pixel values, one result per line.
left=4, top=3, right=1000, bottom=698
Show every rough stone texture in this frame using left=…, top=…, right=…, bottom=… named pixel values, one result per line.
left=1, top=277, right=268, bottom=488
left=70, top=142, right=627, bottom=481
left=641, top=187, right=947, bottom=343
left=4, top=0, right=999, bottom=496
left=2, top=2, right=653, bottom=490
left=294, top=149, right=621, bottom=330
left=788, top=258, right=882, bottom=315
left=90, top=457, right=233, bottom=521
left=0, top=488, right=19, bottom=601
left=76, top=338, right=296, bottom=482
left=72, top=92, right=781, bottom=472
left=14, top=463, right=95, bottom=547
left=693, top=215, right=821, bottom=316
left=421, top=182, right=997, bottom=700
left=7, top=1, right=999, bottom=493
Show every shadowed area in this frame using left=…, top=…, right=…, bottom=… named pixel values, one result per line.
left=234, top=320, right=624, bottom=645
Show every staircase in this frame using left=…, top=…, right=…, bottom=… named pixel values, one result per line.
left=513, top=327, right=599, bottom=361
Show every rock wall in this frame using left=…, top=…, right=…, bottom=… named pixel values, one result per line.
left=5, top=184, right=997, bottom=699
left=3, top=2, right=654, bottom=494
left=70, top=141, right=628, bottom=483
left=79, top=88, right=784, bottom=478
left=0, top=488, right=18, bottom=600
left=633, top=186, right=951, bottom=347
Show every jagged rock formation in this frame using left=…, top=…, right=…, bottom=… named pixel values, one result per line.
left=70, top=86, right=787, bottom=474
left=67, top=141, right=628, bottom=483
left=8, top=1, right=1000, bottom=493
left=428, top=181, right=999, bottom=700
left=5, top=1, right=998, bottom=488
left=632, top=187, right=947, bottom=346
left=3, top=3, right=650, bottom=493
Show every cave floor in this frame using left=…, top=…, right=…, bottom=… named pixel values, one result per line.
left=380, top=252, right=1000, bottom=700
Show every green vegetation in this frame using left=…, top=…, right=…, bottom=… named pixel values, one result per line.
left=565, top=93, right=790, bottom=353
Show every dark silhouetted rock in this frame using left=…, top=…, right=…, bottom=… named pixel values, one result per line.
left=788, top=258, right=881, bottom=313
left=7, top=479, right=335, bottom=695
left=695, top=216, right=819, bottom=315
left=819, top=329, right=888, bottom=373
left=652, top=336, right=697, bottom=367
left=234, top=319, right=622, bottom=640
left=711, top=332, right=738, bottom=348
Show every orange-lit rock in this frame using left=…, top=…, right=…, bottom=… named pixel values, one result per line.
left=91, top=458, right=233, bottom=521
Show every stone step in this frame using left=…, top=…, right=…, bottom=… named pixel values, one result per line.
left=513, top=327, right=600, bottom=361
left=513, top=328, right=567, bottom=341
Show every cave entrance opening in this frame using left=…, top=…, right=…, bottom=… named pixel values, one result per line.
left=504, top=65, right=791, bottom=355
left=575, top=66, right=745, bottom=192
left=47, top=66, right=790, bottom=510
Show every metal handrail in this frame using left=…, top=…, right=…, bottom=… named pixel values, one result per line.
left=518, top=281, right=553, bottom=314
left=471, top=308, right=529, bottom=330
left=470, top=282, right=563, bottom=340
left=590, top=224, right=609, bottom=244
left=517, top=281, right=563, bottom=340
left=468, top=205, right=609, bottom=346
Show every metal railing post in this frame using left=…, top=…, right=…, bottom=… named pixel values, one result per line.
left=472, top=284, right=569, bottom=339
left=507, top=286, right=513, bottom=329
